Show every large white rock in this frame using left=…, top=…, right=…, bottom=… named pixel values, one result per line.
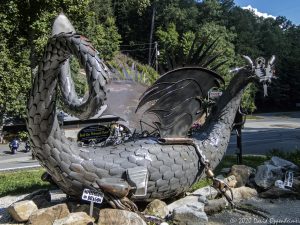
left=172, top=204, right=208, bottom=225
left=53, top=212, right=94, bottom=225
left=167, top=196, right=199, bottom=213
left=144, top=199, right=169, bottom=218
left=254, top=164, right=284, bottom=188
left=8, top=200, right=38, bottom=222
left=98, top=209, right=147, bottom=225
left=270, top=156, right=299, bottom=171
left=168, top=194, right=207, bottom=225
left=192, top=186, right=218, bottom=199
left=28, top=203, right=70, bottom=225
left=226, top=186, right=257, bottom=202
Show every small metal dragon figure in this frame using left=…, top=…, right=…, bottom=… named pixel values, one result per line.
left=27, top=14, right=275, bottom=210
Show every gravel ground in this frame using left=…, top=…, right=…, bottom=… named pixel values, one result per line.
left=1, top=194, right=300, bottom=225
left=0, top=190, right=66, bottom=225
left=208, top=197, right=300, bottom=225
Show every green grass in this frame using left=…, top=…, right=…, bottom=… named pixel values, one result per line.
left=214, top=154, right=267, bottom=174
left=266, top=148, right=300, bottom=166
left=246, top=115, right=263, bottom=120
left=0, top=169, right=54, bottom=197
left=190, top=178, right=212, bottom=192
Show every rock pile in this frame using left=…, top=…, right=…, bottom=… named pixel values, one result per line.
left=254, top=156, right=300, bottom=198
left=219, top=156, right=300, bottom=199
left=4, top=156, right=299, bottom=225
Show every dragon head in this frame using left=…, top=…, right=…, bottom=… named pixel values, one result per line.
left=242, top=55, right=276, bottom=82
left=230, top=55, right=276, bottom=97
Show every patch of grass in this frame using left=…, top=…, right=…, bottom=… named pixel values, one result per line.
left=0, top=169, right=54, bottom=197
left=190, top=178, right=212, bottom=192
left=214, top=154, right=267, bottom=175
left=246, top=115, right=263, bottom=120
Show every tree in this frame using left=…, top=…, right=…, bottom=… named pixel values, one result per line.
left=0, top=39, right=31, bottom=122
left=86, top=16, right=121, bottom=60
left=0, top=0, right=121, bottom=126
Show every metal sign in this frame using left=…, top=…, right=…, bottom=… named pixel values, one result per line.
left=77, top=125, right=110, bottom=144
left=284, top=171, right=294, bottom=188
left=81, top=188, right=104, bottom=204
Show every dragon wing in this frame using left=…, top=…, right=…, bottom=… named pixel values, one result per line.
left=102, top=80, right=148, bottom=130
left=100, top=62, right=150, bottom=131
left=136, top=67, right=224, bottom=138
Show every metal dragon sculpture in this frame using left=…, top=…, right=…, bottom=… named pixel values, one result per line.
left=27, top=14, right=275, bottom=210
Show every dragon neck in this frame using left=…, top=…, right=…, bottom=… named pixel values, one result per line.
left=27, top=33, right=107, bottom=158
left=196, top=68, right=254, bottom=169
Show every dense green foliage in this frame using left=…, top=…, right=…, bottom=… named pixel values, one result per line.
left=113, top=0, right=300, bottom=112
left=1, top=0, right=300, bottom=125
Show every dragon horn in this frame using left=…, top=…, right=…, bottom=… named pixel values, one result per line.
left=268, top=55, right=276, bottom=65
left=242, top=55, right=254, bottom=67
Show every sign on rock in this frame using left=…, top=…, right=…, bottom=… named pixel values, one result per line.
left=82, top=189, right=104, bottom=204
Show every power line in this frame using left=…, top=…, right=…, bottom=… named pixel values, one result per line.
left=96, top=43, right=155, bottom=48
left=121, top=47, right=153, bottom=52
left=119, top=42, right=155, bottom=47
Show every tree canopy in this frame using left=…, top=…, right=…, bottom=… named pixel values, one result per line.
left=1, top=0, right=300, bottom=125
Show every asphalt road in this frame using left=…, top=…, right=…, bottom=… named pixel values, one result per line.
left=228, top=127, right=300, bottom=155
left=0, top=143, right=40, bottom=171
left=228, top=111, right=300, bottom=155
left=0, top=112, right=299, bottom=171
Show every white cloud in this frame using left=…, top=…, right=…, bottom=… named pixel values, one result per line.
left=242, top=5, right=276, bottom=20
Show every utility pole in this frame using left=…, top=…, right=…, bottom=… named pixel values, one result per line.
left=155, top=41, right=158, bottom=72
left=148, top=5, right=156, bottom=66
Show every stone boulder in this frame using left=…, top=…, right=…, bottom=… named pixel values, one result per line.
left=259, top=187, right=299, bottom=198
left=226, top=186, right=257, bottom=203
left=224, top=175, right=237, bottom=188
left=144, top=199, right=169, bottom=218
left=8, top=200, right=38, bottom=222
left=229, top=165, right=255, bottom=187
left=192, top=186, right=218, bottom=200
left=53, top=212, right=94, bottom=225
left=254, top=164, right=284, bottom=189
left=28, top=203, right=70, bottom=225
left=270, top=156, right=299, bottom=171
left=167, top=196, right=199, bottom=213
left=167, top=194, right=208, bottom=225
left=98, top=209, right=146, bottom=225
left=204, top=198, right=227, bottom=215
left=172, top=204, right=208, bottom=225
